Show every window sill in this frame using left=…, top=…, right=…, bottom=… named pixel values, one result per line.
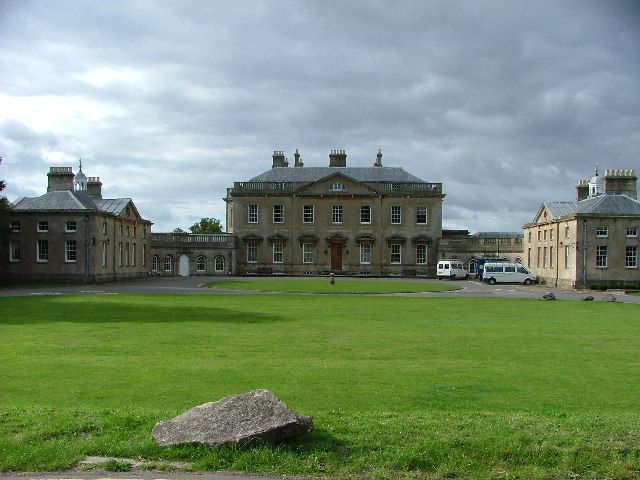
left=595, top=266, right=608, bottom=269
left=65, top=260, right=77, bottom=263
left=625, top=266, right=638, bottom=269
left=36, top=260, right=48, bottom=263
left=10, top=260, right=20, bottom=263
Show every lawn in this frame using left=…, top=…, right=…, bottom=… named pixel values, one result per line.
left=1, top=294, right=639, bottom=479
left=206, top=277, right=461, bottom=293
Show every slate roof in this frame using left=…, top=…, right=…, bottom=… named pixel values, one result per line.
left=249, top=166, right=426, bottom=183
left=473, top=232, right=523, bottom=238
left=545, top=194, right=640, bottom=219
left=12, top=190, right=135, bottom=217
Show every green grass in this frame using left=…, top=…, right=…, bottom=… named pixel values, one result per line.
left=1, top=294, right=640, bottom=479
left=207, top=278, right=460, bottom=293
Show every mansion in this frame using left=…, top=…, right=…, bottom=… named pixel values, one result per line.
left=1, top=154, right=638, bottom=289
left=1, top=164, right=152, bottom=283
left=524, top=168, right=639, bottom=289
left=224, top=150, right=443, bottom=276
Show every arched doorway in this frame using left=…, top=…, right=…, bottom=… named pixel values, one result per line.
left=468, top=258, right=477, bottom=275
left=178, top=254, right=190, bottom=276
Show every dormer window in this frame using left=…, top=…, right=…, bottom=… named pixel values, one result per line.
left=330, top=182, right=346, bottom=192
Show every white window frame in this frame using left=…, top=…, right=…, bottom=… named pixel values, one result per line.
left=164, top=255, right=173, bottom=272
left=390, top=243, right=402, bottom=264
left=302, top=244, right=314, bottom=264
left=596, top=226, right=608, bottom=238
left=118, top=242, right=123, bottom=267
left=247, top=243, right=258, bottom=263
left=360, top=205, right=371, bottom=224
left=10, top=220, right=20, bottom=233
left=596, top=245, right=607, bottom=268
left=303, top=205, right=314, bottom=224
left=416, top=244, right=427, bottom=265
left=102, top=221, right=108, bottom=234
left=273, top=204, right=284, bottom=224
left=142, top=244, right=146, bottom=267
left=564, top=245, right=570, bottom=269
left=9, top=240, right=20, bottom=262
left=37, top=221, right=48, bottom=233
left=626, top=246, right=637, bottom=268
left=332, top=205, right=343, bottom=224
left=330, top=182, right=346, bottom=192
left=248, top=204, right=259, bottom=224
left=37, top=239, right=48, bottom=262
left=214, top=255, right=225, bottom=272
left=65, top=240, right=77, bottom=263
left=196, top=255, right=207, bottom=272
left=272, top=243, right=284, bottom=264
left=416, top=206, right=427, bottom=225
left=151, top=254, right=159, bottom=272
left=549, top=246, right=553, bottom=268
left=102, top=241, right=108, bottom=267
left=391, top=206, right=401, bottom=225
left=132, top=243, right=136, bottom=267
left=627, top=226, right=638, bottom=238
left=359, top=244, right=371, bottom=265
left=125, top=242, right=130, bottom=266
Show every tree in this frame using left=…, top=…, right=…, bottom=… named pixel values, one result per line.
left=172, top=227, right=186, bottom=233
left=0, top=156, right=11, bottom=244
left=189, top=217, right=223, bottom=234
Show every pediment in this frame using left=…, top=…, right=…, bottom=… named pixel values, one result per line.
left=295, top=172, right=378, bottom=196
left=532, top=204, right=554, bottom=224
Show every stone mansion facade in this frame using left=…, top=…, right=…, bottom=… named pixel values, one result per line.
left=523, top=168, right=639, bottom=289
left=224, top=150, right=443, bottom=276
left=1, top=164, right=152, bottom=283
left=2, top=157, right=638, bottom=290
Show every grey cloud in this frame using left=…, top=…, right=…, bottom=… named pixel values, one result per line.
left=1, top=0, right=639, bottom=232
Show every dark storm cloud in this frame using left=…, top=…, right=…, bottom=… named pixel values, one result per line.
left=1, top=0, right=639, bottom=231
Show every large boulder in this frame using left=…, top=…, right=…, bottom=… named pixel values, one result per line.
left=152, top=389, right=313, bottom=446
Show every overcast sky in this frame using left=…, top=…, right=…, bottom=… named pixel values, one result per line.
left=1, top=1, right=639, bottom=233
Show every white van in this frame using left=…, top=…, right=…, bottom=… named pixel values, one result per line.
left=437, top=260, right=468, bottom=280
left=482, top=262, right=534, bottom=285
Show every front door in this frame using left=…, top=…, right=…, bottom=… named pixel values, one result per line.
left=330, top=243, right=342, bottom=271
left=178, top=254, right=190, bottom=276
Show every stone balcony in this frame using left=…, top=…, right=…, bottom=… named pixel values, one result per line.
left=232, top=181, right=443, bottom=195
left=152, top=233, right=237, bottom=248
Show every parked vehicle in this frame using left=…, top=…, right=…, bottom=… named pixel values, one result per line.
left=474, top=257, right=511, bottom=279
left=437, top=260, right=468, bottom=280
left=482, top=262, right=534, bottom=285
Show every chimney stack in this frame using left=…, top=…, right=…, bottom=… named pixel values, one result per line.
left=604, top=169, right=637, bottom=199
left=294, top=148, right=304, bottom=167
left=87, top=177, right=102, bottom=199
left=374, top=149, right=382, bottom=167
left=272, top=150, right=288, bottom=168
left=575, top=179, right=589, bottom=201
left=329, top=149, right=347, bottom=167
left=47, top=167, right=75, bottom=192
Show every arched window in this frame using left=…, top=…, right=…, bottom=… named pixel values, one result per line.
left=196, top=255, right=206, bottom=272
left=151, top=254, right=159, bottom=273
left=164, top=255, right=173, bottom=272
left=468, top=258, right=477, bottom=274
left=214, top=255, right=225, bottom=272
